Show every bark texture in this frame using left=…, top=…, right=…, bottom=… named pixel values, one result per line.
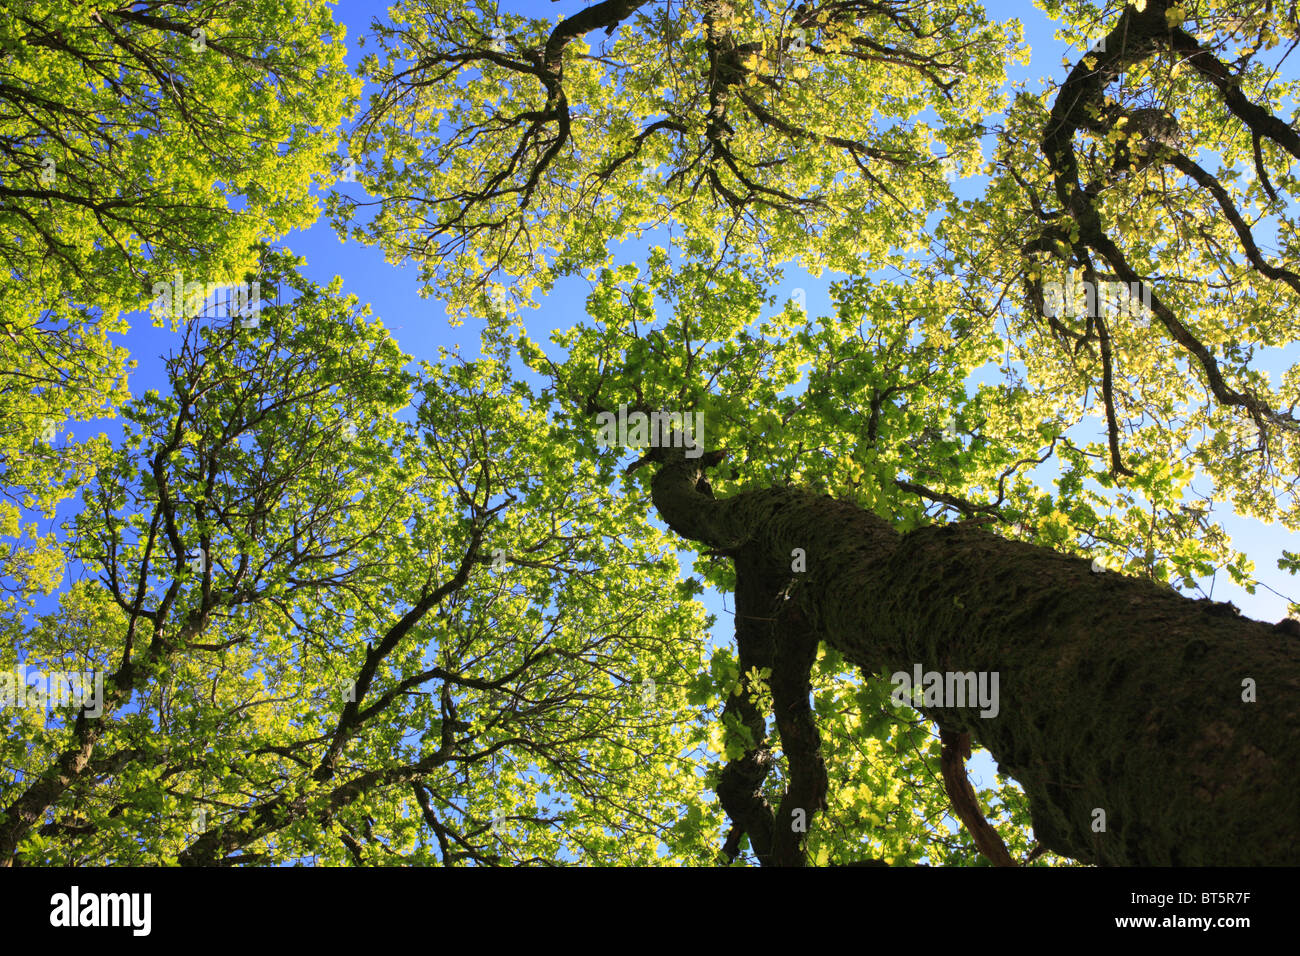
left=651, top=451, right=1300, bottom=865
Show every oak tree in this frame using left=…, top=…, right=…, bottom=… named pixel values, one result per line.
left=4, top=0, right=1300, bottom=867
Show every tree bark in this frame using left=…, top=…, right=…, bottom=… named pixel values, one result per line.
left=651, top=451, right=1300, bottom=865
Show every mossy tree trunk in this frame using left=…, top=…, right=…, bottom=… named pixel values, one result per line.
left=651, top=451, right=1300, bottom=865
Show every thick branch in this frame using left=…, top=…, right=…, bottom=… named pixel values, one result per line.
left=939, top=727, right=1015, bottom=867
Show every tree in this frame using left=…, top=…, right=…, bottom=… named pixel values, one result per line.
left=2, top=255, right=715, bottom=866
left=333, top=0, right=1016, bottom=311
left=0, top=0, right=357, bottom=617
left=525, top=253, right=1299, bottom=865
left=5, top=0, right=1300, bottom=866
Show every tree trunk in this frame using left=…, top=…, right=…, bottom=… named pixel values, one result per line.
left=651, top=451, right=1300, bottom=865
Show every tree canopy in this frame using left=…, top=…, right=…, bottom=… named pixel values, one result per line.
left=2, top=0, right=1299, bottom=867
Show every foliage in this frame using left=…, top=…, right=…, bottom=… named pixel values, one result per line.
left=0, top=0, right=357, bottom=613
left=5, top=0, right=1300, bottom=866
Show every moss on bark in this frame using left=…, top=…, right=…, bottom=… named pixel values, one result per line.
left=651, top=453, right=1300, bottom=865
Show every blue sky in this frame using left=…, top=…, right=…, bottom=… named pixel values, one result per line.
left=17, top=0, right=1300, bottom=858
left=252, top=0, right=1297, bottom=646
